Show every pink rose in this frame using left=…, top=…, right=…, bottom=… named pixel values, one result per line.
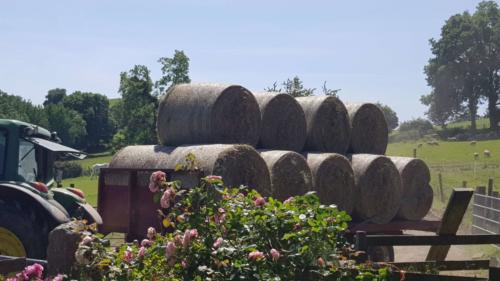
left=213, top=237, right=223, bottom=249
left=248, top=251, right=265, bottom=261
left=165, top=241, right=176, bottom=259
left=317, top=257, right=325, bottom=267
left=123, top=249, right=133, bottom=263
left=138, top=246, right=146, bottom=258
left=205, top=175, right=222, bottom=183
left=214, top=213, right=226, bottom=224
left=52, top=274, right=64, bottom=281
left=181, top=260, right=188, bottom=269
left=80, top=235, right=94, bottom=246
left=148, top=182, right=159, bottom=193
left=182, top=229, right=198, bottom=248
left=254, top=197, right=266, bottom=206
left=141, top=239, right=152, bottom=247
left=147, top=227, right=157, bottom=240
left=283, top=197, right=294, bottom=204
left=160, top=188, right=175, bottom=209
left=270, top=248, right=280, bottom=261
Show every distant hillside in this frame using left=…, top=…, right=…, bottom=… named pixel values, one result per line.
left=109, top=98, right=121, bottom=107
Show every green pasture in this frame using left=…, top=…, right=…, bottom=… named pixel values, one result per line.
left=387, top=139, right=500, bottom=221
left=61, top=154, right=113, bottom=207
left=434, top=117, right=490, bottom=130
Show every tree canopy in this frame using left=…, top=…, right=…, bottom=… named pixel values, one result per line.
left=423, top=1, right=500, bottom=132
left=376, top=102, right=399, bottom=131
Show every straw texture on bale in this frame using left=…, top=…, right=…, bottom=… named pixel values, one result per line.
left=389, top=157, right=433, bottom=220
left=253, top=93, right=307, bottom=152
left=304, top=153, right=355, bottom=214
left=346, top=103, right=388, bottom=154
left=349, top=154, right=402, bottom=224
left=157, top=83, right=261, bottom=147
left=296, top=96, right=351, bottom=153
left=110, top=144, right=271, bottom=196
left=259, top=150, right=312, bottom=201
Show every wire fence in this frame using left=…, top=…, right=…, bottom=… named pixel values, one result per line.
left=472, top=186, right=500, bottom=247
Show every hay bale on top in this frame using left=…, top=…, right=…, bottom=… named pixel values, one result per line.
left=389, top=156, right=433, bottom=220
left=259, top=150, right=312, bottom=201
left=304, top=152, right=355, bottom=214
left=157, top=83, right=261, bottom=147
left=296, top=96, right=351, bottom=153
left=254, top=93, right=307, bottom=152
left=350, top=154, right=402, bottom=224
left=346, top=103, right=388, bottom=154
left=110, top=144, right=271, bottom=196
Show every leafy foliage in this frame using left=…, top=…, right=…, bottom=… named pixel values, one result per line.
left=45, top=104, right=87, bottom=148
left=266, top=77, right=340, bottom=97
left=398, top=118, right=434, bottom=137
left=423, top=1, right=500, bottom=132
left=73, top=175, right=388, bottom=280
left=0, top=90, right=48, bottom=127
left=156, top=50, right=191, bottom=95
left=375, top=103, right=399, bottom=131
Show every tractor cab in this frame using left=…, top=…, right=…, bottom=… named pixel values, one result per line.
left=0, top=119, right=101, bottom=259
left=0, top=119, right=85, bottom=184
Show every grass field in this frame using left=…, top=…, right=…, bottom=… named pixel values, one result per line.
left=435, top=117, right=490, bottom=130
left=61, top=154, right=113, bottom=207
left=387, top=139, right=500, bottom=230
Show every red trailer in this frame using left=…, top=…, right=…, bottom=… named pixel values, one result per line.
left=97, top=168, right=203, bottom=241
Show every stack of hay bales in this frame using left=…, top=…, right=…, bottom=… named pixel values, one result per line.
left=110, top=83, right=433, bottom=225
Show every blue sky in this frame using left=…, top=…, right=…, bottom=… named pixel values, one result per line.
left=0, top=1, right=484, bottom=121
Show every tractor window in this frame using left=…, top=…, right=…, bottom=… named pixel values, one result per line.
left=0, top=130, right=6, bottom=177
left=18, top=139, right=38, bottom=182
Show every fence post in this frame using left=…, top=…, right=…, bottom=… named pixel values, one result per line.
left=426, top=188, right=473, bottom=261
left=413, top=148, right=417, bottom=158
left=490, top=257, right=500, bottom=281
left=493, top=191, right=500, bottom=234
left=438, top=173, right=444, bottom=203
left=462, top=181, right=467, bottom=188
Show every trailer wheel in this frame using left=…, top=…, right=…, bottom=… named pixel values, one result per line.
left=367, top=246, right=395, bottom=262
left=0, top=199, right=51, bottom=259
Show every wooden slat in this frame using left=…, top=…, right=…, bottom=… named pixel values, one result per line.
left=388, top=259, right=490, bottom=272
left=426, top=188, right=473, bottom=261
left=349, top=219, right=441, bottom=233
left=365, top=234, right=500, bottom=246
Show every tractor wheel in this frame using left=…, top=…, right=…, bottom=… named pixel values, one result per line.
left=367, top=246, right=395, bottom=262
left=0, top=198, right=51, bottom=259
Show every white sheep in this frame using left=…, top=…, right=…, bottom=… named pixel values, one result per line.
left=483, top=150, right=491, bottom=158
left=470, top=141, right=477, bottom=146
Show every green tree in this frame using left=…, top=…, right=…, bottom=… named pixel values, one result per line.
left=45, top=104, right=87, bottom=148
left=281, top=76, right=315, bottom=97
left=155, top=50, right=191, bottom=95
left=376, top=102, right=399, bottom=131
left=43, top=88, right=67, bottom=106
left=424, top=1, right=500, bottom=133
left=399, top=118, right=434, bottom=136
left=114, top=65, right=157, bottom=149
left=0, top=90, right=48, bottom=127
left=63, top=91, right=112, bottom=151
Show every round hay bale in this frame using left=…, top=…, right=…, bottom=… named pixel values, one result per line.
left=157, top=83, right=261, bottom=147
left=346, top=103, right=388, bottom=154
left=254, top=93, right=307, bottom=152
left=389, top=157, right=433, bottom=220
left=303, top=152, right=355, bottom=214
left=296, top=96, right=350, bottom=153
left=110, top=144, right=271, bottom=196
left=349, top=154, right=402, bottom=224
left=259, top=150, right=312, bottom=201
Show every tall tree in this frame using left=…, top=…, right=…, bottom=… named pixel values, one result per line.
left=472, top=1, right=500, bottom=130
left=63, top=91, right=112, bottom=151
left=45, top=104, right=87, bottom=148
left=115, top=65, right=157, bottom=149
left=423, top=1, right=500, bottom=132
left=155, top=50, right=191, bottom=95
left=376, top=102, right=399, bottom=131
left=43, top=88, right=67, bottom=106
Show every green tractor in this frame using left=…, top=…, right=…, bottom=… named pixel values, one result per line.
left=0, top=119, right=102, bottom=259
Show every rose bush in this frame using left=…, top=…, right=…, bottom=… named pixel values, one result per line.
left=69, top=173, right=389, bottom=280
